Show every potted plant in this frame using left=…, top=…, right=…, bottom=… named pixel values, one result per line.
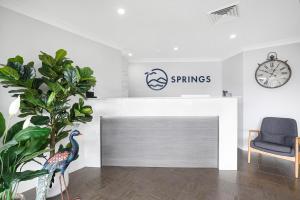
left=0, top=49, right=96, bottom=196
left=0, top=97, right=51, bottom=200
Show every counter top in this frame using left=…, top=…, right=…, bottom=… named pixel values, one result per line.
left=87, top=96, right=241, bottom=101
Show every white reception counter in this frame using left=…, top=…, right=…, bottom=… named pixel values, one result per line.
left=84, top=97, right=238, bottom=170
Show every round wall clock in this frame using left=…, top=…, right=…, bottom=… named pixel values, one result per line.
left=255, top=52, right=291, bottom=89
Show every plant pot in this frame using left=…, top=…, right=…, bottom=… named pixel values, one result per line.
left=1, top=192, right=25, bottom=200
left=13, top=193, right=25, bottom=200
left=46, top=172, right=69, bottom=198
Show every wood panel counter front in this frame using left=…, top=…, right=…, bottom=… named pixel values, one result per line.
left=82, top=97, right=238, bottom=170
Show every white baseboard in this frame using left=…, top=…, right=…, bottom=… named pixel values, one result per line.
left=238, top=146, right=248, bottom=151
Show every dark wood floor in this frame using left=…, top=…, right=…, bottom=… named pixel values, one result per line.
left=25, top=150, right=300, bottom=200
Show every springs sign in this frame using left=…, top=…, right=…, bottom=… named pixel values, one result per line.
left=145, top=68, right=211, bottom=91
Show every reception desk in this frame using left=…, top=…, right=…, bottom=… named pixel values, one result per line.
left=84, top=97, right=238, bottom=170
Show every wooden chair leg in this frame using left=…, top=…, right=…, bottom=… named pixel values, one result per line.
left=248, top=147, right=251, bottom=164
left=295, top=137, right=299, bottom=178
left=248, top=131, right=254, bottom=164
left=295, top=160, right=298, bottom=178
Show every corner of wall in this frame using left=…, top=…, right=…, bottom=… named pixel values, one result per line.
left=121, top=56, right=129, bottom=97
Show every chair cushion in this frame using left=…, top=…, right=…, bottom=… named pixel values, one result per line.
left=261, top=132, right=286, bottom=145
left=251, top=140, right=295, bottom=157
left=260, top=117, right=298, bottom=146
left=254, top=141, right=291, bottom=153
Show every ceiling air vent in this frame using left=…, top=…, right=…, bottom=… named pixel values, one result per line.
left=208, top=4, right=239, bottom=24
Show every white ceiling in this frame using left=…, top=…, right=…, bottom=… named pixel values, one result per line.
left=0, top=0, right=300, bottom=61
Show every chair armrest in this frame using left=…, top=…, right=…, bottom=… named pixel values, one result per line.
left=295, top=137, right=300, bottom=147
left=248, top=130, right=260, bottom=146
left=249, top=129, right=260, bottom=133
left=249, top=130, right=260, bottom=139
left=295, top=137, right=300, bottom=155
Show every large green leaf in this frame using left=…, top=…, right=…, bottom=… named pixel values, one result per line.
left=77, top=67, right=94, bottom=79
left=0, top=112, right=5, bottom=138
left=0, top=140, right=18, bottom=153
left=70, top=99, right=93, bottom=123
left=5, top=56, right=35, bottom=86
left=74, top=109, right=85, bottom=117
left=30, top=116, right=50, bottom=126
left=31, top=78, right=44, bottom=89
left=0, top=66, right=20, bottom=80
left=5, top=121, right=24, bottom=142
left=76, top=116, right=93, bottom=123
left=79, top=98, right=84, bottom=107
left=17, top=149, right=51, bottom=164
left=44, top=79, right=64, bottom=93
left=64, top=67, right=79, bottom=84
left=8, top=89, right=27, bottom=94
left=55, top=49, right=67, bottom=62
left=81, top=106, right=93, bottom=115
left=39, top=52, right=56, bottom=67
left=19, top=101, right=40, bottom=118
left=14, top=169, right=48, bottom=182
left=7, top=55, right=24, bottom=65
left=11, top=144, right=26, bottom=157
left=38, top=65, right=58, bottom=79
left=22, top=137, right=48, bottom=157
left=22, top=62, right=36, bottom=81
left=14, top=127, right=50, bottom=142
left=76, top=67, right=96, bottom=94
left=47, top=92, right=56, bottom=106
left=0, top=186, right=5, bottom=194
left=23, top=90, right=46, bottom=109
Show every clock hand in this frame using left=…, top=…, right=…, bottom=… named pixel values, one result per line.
left=273, top=63, right=280, bottom=72
left=270, top=63, right=281, bottom=77
left=258, top=69, right=272, bottom=75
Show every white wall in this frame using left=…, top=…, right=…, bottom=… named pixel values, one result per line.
left=222, top=53, right=244, bottom=149
left=0, top=7, right=127, bottom=192
left=242, top=43, right=300, bottom=149
left=121, top=57, right=129, bottom=97
left=128, top=61, right=222, bottom=97
left=222, top=53, right=243, bottom=96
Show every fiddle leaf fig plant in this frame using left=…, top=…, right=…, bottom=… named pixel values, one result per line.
left=0, top=49, right=96, bottom=156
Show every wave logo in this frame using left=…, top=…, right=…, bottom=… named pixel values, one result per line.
left=145, top=68, right=168, bottom=90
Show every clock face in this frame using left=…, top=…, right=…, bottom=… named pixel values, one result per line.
left=255, top=60, right=291, bottom=88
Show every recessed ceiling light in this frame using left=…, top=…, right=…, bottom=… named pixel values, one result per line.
left=230, top=34, right=237, bottom=39
left=117, top=8, right=126, bottom=15
left=173, top=46, right=179, bottom=51
left=128, top=53, right=133, bottom=57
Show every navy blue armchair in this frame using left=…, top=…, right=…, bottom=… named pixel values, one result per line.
left=248, top=117, right=299, bottom=178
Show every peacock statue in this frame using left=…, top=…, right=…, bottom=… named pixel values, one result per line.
left=36, top=130, right=82, bottom=200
